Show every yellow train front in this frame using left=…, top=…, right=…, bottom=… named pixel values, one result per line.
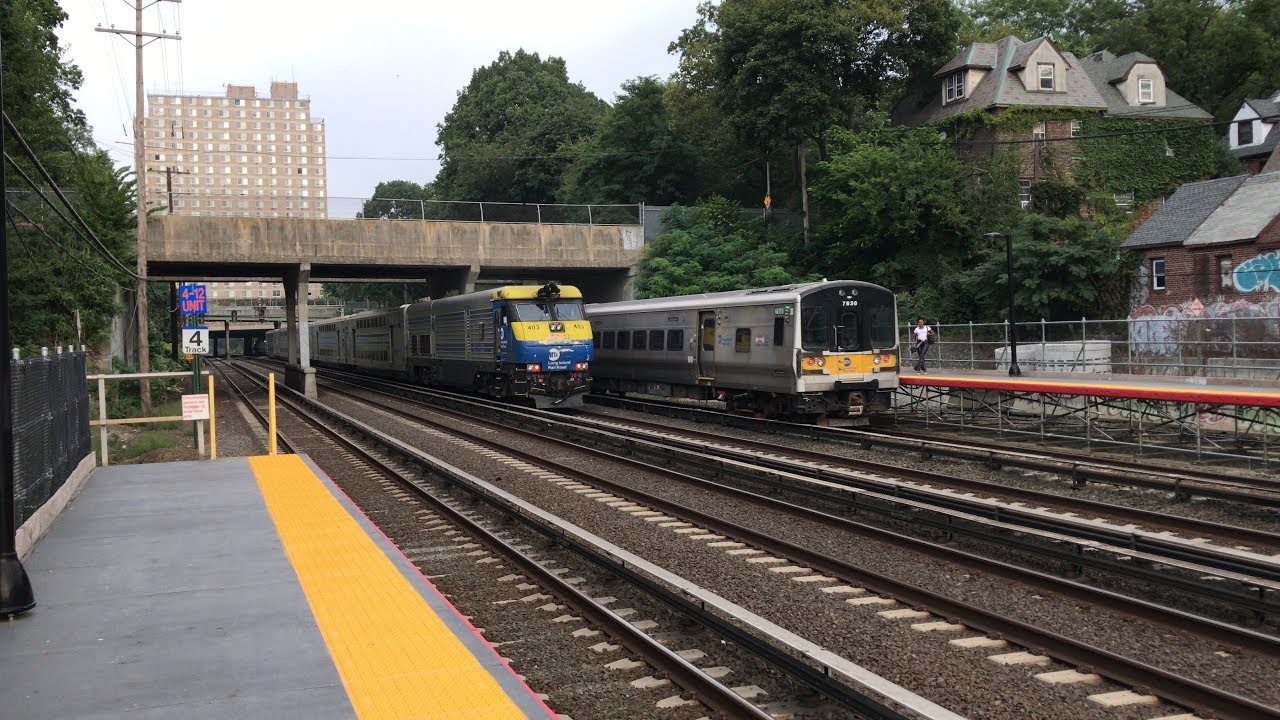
left=407, top=283, right=594, bottom=408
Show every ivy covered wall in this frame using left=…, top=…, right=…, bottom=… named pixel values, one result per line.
left=1073, top=118, right=1220, bottom=203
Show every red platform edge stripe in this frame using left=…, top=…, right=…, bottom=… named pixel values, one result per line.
left=899, top=375, right=1280, bottom=408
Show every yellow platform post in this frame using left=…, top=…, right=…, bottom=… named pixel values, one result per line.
left=268, top=372, right=278, bottom=455
left=207, top=374, right=217, bottom=460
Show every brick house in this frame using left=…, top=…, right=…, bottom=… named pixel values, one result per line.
left=1121, top=171, right=1280, bottom=352
left=894, top=37, right=1212, bottom=207
left=1226, top=90, right=1280, bottom=174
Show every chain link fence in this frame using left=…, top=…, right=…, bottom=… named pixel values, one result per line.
left=901, top=317, right=1280, bottom=380
left=11, top=348, right=90, bottom=527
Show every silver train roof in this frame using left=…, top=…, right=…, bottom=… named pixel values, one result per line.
left=585, top=280, right=889, bottom=315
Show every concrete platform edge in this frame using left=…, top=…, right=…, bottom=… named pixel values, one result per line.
left=17, top=453, right=96, bottom=561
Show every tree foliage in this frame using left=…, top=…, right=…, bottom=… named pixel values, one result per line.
left=432, top=50, right=606, bottom=203
left=712, top=0, right=960, bottom=154
left=953, top=214, right=1137, bottom=321
left=3, top=0, right=138, bottom=355
left=559, top=77, right=705, bottom=206
left=636, top=197, right=816, bottom=298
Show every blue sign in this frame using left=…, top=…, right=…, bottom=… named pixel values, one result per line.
left=180, top=284, right=207, bottom=316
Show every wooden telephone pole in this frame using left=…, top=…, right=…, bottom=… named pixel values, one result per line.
left=96, top=0, right=181, bottom=415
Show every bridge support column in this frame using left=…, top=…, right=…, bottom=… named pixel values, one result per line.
left=224, top=320, right=231, bottom=359
left=427, top=264, right=479, bottom=299
left=284, top=263, right=315, bottom=398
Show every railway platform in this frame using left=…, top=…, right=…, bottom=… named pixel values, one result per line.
left=894, top=368, right=1280, bottom=466
left=0, top=454, right=556, bottom=720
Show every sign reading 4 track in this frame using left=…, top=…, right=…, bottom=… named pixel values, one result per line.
left=182, top=326, right=210, bottom=355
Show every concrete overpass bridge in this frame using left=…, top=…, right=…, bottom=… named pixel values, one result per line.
left=145, top=211, right=645, bottom=396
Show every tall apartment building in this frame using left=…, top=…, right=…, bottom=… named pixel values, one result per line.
left=143, top=80, right=325, bottom=301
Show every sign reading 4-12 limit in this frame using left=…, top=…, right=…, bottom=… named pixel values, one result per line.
left=180, top=284, right=207, bottom=316
left=182, top=326, right=210, bottom=355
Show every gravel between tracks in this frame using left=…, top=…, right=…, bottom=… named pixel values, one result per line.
left=312, top=388, right=1280, bottom=719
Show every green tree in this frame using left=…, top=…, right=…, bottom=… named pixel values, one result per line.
left=559, top=77, right=705, bottom=205
left=433, top=50, right=606, bottom=203
left=636, top=198, right=816, bottom=298
left=712, top=0, right=960, bottom=156
left=953, top=214, right=1137, bottom=321
left=959, top=0, right=1128, bottom=55
left=4, top=0, right=139, bottom=355
left=811, top=127, right=996, bottom=302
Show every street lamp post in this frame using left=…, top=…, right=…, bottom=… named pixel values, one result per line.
left=986, top=231, right=1022, bottom=377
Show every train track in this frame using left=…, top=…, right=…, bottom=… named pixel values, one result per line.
left=588, top=394, right=1280, bottom=506
left=287, top=362, right=1280, bottom=720
left=215, top=359, right=950, bottom=720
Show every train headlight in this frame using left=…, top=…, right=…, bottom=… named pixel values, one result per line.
left=873, top=355, right=880, bottom=365
left=574, top=361, right=588, bottom=371
left=817, top=357, right=826, bottom=367
left=528, top=363, right=541, bottom=372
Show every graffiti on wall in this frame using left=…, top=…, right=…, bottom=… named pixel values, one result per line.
left=1234, top=251, right=1280, bottom=293
left=1129, top=297, right=1280, bottom=355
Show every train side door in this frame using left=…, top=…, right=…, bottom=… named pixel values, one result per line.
left=697, top=311, right=716, bottom=379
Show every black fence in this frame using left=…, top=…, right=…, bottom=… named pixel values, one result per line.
left=11, top=350, right=90, bottom=526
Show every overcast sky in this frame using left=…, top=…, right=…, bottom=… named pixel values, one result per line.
left=56, top=0, right=700, bottom=214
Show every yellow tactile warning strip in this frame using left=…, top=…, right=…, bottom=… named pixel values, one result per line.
left=248, top=454, right=537, bottom=720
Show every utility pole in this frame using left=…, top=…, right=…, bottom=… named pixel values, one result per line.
left=97, top=0, right=181, bottom=416
left=797, top=142, right=810, bottom=248
left=153, top=166, right=189, bottom=213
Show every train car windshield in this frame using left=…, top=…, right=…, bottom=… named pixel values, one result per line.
left=509, top=299, right=586, bottom=322
left=801, top=284, right=896, bottom=352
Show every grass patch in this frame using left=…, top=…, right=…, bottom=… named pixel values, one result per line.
left=109, top=431, right=179, bottom=462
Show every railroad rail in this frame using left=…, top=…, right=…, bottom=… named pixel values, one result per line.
left=292, top=364, right=1280, bottom=720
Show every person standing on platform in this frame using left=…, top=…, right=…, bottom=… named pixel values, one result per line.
left=912, top=318, right=934, bottom=372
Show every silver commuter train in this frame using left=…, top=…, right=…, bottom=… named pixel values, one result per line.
left=585, top=280, right=899, bottom=420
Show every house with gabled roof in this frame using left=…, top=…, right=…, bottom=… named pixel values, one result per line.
left=1121, top=171, right=1280, bottom=322
left=1227, top=90, right=1280, bottom=174
left=894, top=37, right=1213, bottom=208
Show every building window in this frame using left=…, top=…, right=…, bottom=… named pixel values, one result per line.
left=1151, top=258, right=1166, bottom=291
left=1038, top=63, right=1054, bottom=91
left=944, top=71, right=966, bottom=103
left=1018, top=179, right=1032, bottom=209
left=1032, top=122, right=1046, bottom=141
left=1137, top=78, right=1154, bottom=104
left=1238, top=120, right=1254, bottom=145
left=1219, top=255, right=1234, bottom=289
left=1070, top=120, right=1082, bottom=137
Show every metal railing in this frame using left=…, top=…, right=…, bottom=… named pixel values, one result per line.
left=337, top=197, right=642, bottom=225
left=901, top=316, right=1280, bottom=381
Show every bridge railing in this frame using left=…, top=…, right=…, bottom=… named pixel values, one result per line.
left=329, top=197, right=641, bottom=225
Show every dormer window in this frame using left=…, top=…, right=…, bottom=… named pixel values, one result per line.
left=1138, top=78, right=1154, bottom=103
left=944, top=71, right=966, bottom=103
left=1038, top=63, right=1055, bottom=90
left=1238, top=120, right=1254, bottom=145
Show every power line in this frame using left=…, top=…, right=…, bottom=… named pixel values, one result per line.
left=3, top=114, right=140, bottom=279
left=5, top=203, right=135, bottom=294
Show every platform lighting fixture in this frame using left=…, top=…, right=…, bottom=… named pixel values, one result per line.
left=985, top=231, right=1022, bottom=377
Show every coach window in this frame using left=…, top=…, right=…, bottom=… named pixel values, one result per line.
left=667, top=329, right=683, bottom=350
left=735, top=328, right=751, bottom=353
left=593, top=332, right=602, bottom=349
left=410, top=336, right=418, bottom=355
left=773, top=317, right=784, bottom=346
left=617, top=331, right=630, bottom=350
left=649, top=330, right=664, bottom=350
left=1151, top=258, right=1166, bottom=291
left=701, top=317, right=716, bottom=351
left=632, top=330, right=646, bottom=350
left=602, top=331, right=616, bottom=350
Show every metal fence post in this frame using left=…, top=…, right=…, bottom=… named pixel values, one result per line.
left=478, top=201, right=484, bottom=223
left=537, top=204, right=542, bottom=224
left=588, top=205, right=593, bottom=225
left=418, top=199, right=424, bottom=219
left=1231, top=316, right=1238, bottom=370
left=969, top=321, right=974, bottom=370
left=1041, top=319, right=1046, bottom=372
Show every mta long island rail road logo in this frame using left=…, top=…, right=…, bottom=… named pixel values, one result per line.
left=545, top=346, right=577, bottom=371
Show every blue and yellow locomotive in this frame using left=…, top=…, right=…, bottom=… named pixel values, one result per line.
left=267, top=283, right=594, bottom=408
